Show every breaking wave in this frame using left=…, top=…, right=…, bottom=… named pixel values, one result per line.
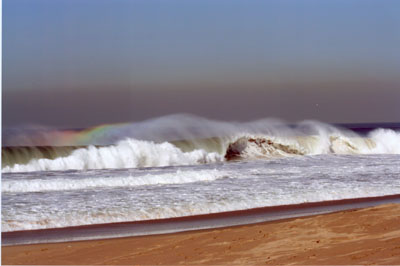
left=2, top=139, right=223, bottom=173
left=225, top=128, right=400, bottom=161
left=2, top=115, right=400, bottom=173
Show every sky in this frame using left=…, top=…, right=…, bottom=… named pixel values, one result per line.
left=3, top=0, right=400, bottom=128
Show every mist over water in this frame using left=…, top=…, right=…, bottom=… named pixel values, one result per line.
left=2, top=114, right=352, bottom=146
left=2, top=114, right=400, bottom=173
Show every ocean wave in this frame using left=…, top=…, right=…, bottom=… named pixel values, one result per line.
left=224, top=129, right=400, bottom=160
left=3, top=124, right=400, bottom=173
left=2, top=139, right=223, bottom=173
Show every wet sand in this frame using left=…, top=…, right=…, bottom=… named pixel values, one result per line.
left=3, top=203, right=400, bottom=265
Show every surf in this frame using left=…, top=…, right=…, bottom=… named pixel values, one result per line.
left=3, top=115, right=400, bottom=173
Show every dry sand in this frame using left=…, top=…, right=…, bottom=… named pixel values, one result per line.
left=3, top=203, right=400, bottom=265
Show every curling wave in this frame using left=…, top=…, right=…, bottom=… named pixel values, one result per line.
left=225, top=128, right=400, bottom=160
left=2, top=139, right=223, bottom=173
left=2, top=120, right=400, bottom=173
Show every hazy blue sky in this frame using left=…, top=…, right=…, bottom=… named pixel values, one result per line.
left=3, top=0, right=400, bottom=127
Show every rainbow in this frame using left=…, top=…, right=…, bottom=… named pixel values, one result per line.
left=8, top=123, right=131, bottom=147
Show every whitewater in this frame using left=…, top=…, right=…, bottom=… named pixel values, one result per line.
left=2, top=115, right=400, bottom=236
left=3, top=124, right=400, bottom=173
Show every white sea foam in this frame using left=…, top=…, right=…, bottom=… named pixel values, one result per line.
left=2, top=139, right=223, bottom=173
left=2, top=169, right=230, bottom=193
left=3, top=180, right=399, bottom=232
left=3, top=126, right=400, bottom=173
left=225, top=129, right=400, bottom=160
left=368, top=128, right=400, bottom=154
left=3, top=153, right=400, bottom=232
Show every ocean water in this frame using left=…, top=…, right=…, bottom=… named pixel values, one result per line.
left=2, top=115, right=400, bottom=233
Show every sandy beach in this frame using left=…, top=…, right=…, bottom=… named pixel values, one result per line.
left=3, top=203, right=400, bottom=265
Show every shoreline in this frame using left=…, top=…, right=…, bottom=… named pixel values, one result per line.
left=3, top=202, right=400, bottom=265
left=3, top=194, right=400, bottom=246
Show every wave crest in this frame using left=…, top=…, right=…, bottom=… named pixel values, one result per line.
left=2, top=139, right=223, bottom=173
left=3, top=126, right=400, bottom=173
left=224, top=129, right=400, bottom=161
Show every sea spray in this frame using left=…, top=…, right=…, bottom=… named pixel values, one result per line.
left=3, top=115, right=400, bottom=173
left=2, top=139, right=223, bottom=173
